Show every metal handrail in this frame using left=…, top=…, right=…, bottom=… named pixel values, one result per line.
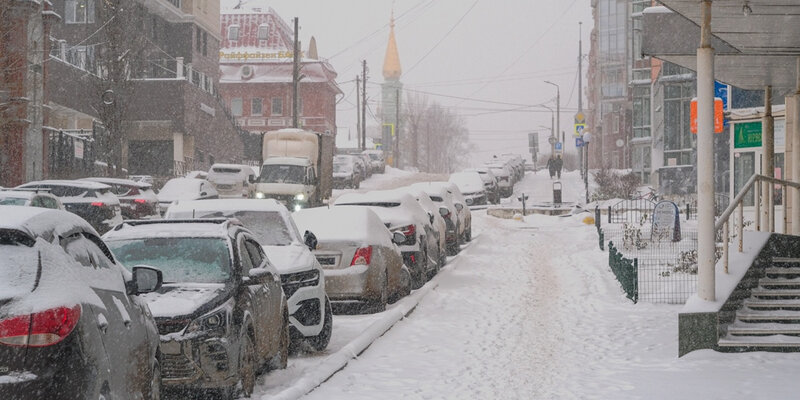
left=715, top=174, right=800, bottom=272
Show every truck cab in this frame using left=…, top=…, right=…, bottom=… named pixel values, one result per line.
left=254, top=157, right=318, bottom=211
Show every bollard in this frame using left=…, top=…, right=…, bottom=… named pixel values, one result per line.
left=553, top=182, right=562, bottom=205
left=608, top=205, right=612, bottom=224
left=595, top=206, right=601, bottom=229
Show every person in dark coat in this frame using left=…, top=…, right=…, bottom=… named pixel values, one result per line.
left=554, top=155, right=563, bottom=179
left=546, top=157, right=555, bottom=179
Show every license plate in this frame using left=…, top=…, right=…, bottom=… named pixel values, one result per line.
left=316, top=256, right=336, bottom=265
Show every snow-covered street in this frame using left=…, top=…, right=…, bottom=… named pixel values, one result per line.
left=258, top=170, right=800, bottom=399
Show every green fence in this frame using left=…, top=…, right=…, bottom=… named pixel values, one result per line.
left=608, top=241, right=638, bottom=303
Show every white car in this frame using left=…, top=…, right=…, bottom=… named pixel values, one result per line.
left=164, top=199, right=332, bottom=351
left=207, top=164, right=256, bottom=199
left=449, top=171, right=488, bottom=207
left=0, top=189, right=64, bottom=210
left=394, top=187, right=447, bottom=268
left=335, top=190, right=441, bottom=288
left=486, top=162, right=514, bottom=198
left=410, top=182, right=463, bottom=255
left=465, top=167, right=500, bottom=204
left=156, top=178, right=218, bottom=213
left=362, top=150, right=386, bottom=174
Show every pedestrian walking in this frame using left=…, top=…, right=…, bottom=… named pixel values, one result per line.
left=554, top=155, right=563, bottom=179
left=547, top=157, right=555, bottom=179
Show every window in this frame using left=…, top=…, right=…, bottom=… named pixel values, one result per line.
left=231, top=98, right=243, bottom=116
left=271, top=97, right=283, bottom=116
left=65, top=0, right=95, bottom=24
left=663, top=82, right=695, bottom=166
left=228, top=25, right=240, bottom=41
left=251, top=98, right=263, bottom=116
left=257, top=24, right=270, bottom=41
left=632, top=86, right=651, bottom=139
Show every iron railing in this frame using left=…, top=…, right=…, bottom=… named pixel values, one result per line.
left=608, top=198, right=657, bottom=224
left=608, top=241, right=638, bottom=303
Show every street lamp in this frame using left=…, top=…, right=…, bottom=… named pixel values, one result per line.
left=583, top=131, right=592, bottom=204
left=544, top=80, right=561, bottom=147
left=541, top=105, right=555, bottom=153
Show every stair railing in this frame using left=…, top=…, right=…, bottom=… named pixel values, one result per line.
left=716, top=174, right=800, bottom=273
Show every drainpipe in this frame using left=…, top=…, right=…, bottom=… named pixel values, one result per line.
left=697, top=0, right=716, bottom=302
left=763, top=86, right=774, bottom=232
left=793, top=58, right=800, bottom=234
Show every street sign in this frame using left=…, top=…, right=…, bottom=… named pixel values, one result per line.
left=548, top=135, right=557, bottom=145
left=574, top=112, right=586, bottom=137
left=555, top=142, right=563, bottom=151
left=575, top=137, right=584, bottom=147
left=690, top=98, right=724, bottom=134
left=575, top=123, right=586, bottom=136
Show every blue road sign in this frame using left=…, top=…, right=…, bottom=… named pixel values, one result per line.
left=575, top=137, right=584, bottom=147
left=555, top=142, right=563, bottom=151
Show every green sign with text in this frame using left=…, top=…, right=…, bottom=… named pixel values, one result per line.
left=734, top=121, right=762, bottom=148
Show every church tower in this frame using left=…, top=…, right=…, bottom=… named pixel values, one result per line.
left=381, top=11, right=403, bottom=166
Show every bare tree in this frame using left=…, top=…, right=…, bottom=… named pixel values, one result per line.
left=402, top=94, right=469, bottom=174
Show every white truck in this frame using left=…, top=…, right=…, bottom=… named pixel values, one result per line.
left=254, top=129, right=333, bottom=210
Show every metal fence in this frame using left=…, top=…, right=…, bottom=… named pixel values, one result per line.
left=608, top=198, right=657, bottom=224
left=636, top=254, right=698, bottom=304
left=608, top=241, right=638, bottom=303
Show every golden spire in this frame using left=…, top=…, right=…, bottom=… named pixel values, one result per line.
left=383, top=9, right=402, bottom=80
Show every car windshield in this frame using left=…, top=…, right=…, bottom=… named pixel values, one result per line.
left=107, top=237, right=232, bottom=283
left=333, top=163, right=352, bottom=173
left=367, top=153, right=380, bottom=161
left=194, top=210, right=294, bottom=246
left=258, top=165, right=305, bottom=184
left=0, top=196, right=28, bottom=206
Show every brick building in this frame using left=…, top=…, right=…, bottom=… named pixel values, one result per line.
left=219, top=6, right=341, bottom=162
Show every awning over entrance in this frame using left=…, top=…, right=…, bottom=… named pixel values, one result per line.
left=641, top=1, right=800, bottom=93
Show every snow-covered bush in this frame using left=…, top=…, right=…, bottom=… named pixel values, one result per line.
left=590, top=165, right=641, bottom=201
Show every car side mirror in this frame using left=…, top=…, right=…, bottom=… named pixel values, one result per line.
left=455, top=203, right=464, bottom=211
left=304, top=230, right=318, bottom=250
left=128, top=265, right=163, bottom=295
left=200, top=191, right=208, bottom=197
left=439, top=207, right=449, bottom=217
left=428, top=212, right=435, bottom=224
left=392, top=231, right=406, bottom=245
left=248, top=175, right=256, bottom=184
left=246, top=267, right=273, bottom=285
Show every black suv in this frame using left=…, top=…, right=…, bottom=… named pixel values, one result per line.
left=0, top=206, right=163, bottom=400
left=17, top=180, right=123, bottom=234
left=103, top=219, right=290, bottom=399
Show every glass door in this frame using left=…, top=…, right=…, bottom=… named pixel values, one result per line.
left=733, top=151, right=756, bottom=206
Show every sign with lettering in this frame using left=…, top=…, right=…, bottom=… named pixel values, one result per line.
left=219, top=51, right=302, bottom=61
left=734, top=121, right=762, bottom=148
left=652, top=201, right=681, bottom=242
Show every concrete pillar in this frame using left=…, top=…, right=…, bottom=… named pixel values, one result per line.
left=176, top=57, right=184, bottom=79
left=697, top=0, right=716, bottom=302
left=794, top=58, right=800, bottom=234
left=763, top=86, right=775, bottom=231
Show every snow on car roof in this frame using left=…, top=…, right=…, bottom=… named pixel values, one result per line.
left=0, top=205, right=95, bottom=240
left=0, top=190, right=36, bottom=199
left=18, top=179, right=111, bottom=190
left=166, top=199, right=287, bottom=215
left=449, top=172, right=484, bottom=191
left=209, top=163, right=254, bottom=173
left=334, top=190, right=416, bottom=205
left=81, top=177, right=151, bottom=188
left=293, top=207, right=391, bottom=246
left=103, top=220, right=233, bottom=241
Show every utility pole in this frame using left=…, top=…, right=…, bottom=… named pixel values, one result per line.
left=395, top=88, right=401, bottom=168
left=356, top=75, right=361, bottom=148
left=361, top=60, right=368, bottom=151
left=578, top=21, right=584, bottom=180
left=292, top=17, right=301, bottom=128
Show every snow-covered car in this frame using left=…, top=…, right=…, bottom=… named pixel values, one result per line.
left=16, top=180, right=123, bottom=234
left=334, top=190, right=441, bottom=288
left=333, top=155, right=361, bottom=189
left=394, top=187, right=448, bottom=269
left=0, top=206, right=163, bottom=400
left=466, top=167, right=500, bottom=204
left=362, top=149, right=386, bottom=174
left=442, top=182, right=473, bottom=242
left=156, top=177, right=218, bottom=213
left=485, top=163, right=514, bottom=198
left=165, top=199, right=332, bottom=351
left=357, top=152, right=373, bottom=178
left=449, top=171, right=488, bottom=207
left=103, top=219, right=289, bottom=398
left=0, top=189, right=64, bottom=210
left=128, top=175, right=155, bottom=186
left=207, top=164, right=257, bottom=199
left=410, top=182, right=463, bottom=255
left=82, top=177, right=160, bottom=220
left=185, top=170, right=209, bottom=180
left=293, top=206, right=411, bottom=312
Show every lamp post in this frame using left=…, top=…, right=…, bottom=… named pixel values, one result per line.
left=541, top=105, right=555, bottom=154
left=583, top=131, right=592, bottom=204
left=544, top=80, right=561, bottom=147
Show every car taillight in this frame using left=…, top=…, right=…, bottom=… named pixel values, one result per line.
left=133, top=198, right=147, bottom=204
left=350, top=246, right=373, bottom=266
left=0, top=305, right=81, bottom=347
left=90, top=202, right=104, bottom=207
left=400, top=224, right=416, bottom=237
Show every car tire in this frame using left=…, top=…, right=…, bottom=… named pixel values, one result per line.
left=237, top=332, right=256, bottom=398
left=306, top=298, right=333, bottom=352
left=145, top=360, right=161, bottom=400
left=268, top=309, right=290, bottom=370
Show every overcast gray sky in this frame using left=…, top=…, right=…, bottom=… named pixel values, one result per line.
left=222, top=0, right=592, bottom=163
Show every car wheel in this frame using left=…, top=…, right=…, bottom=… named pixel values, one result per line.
left=237, top=333, right=256, bottom=398
left=306, top=298, right=333, bottom=352
left=268, top=309, right=290, bottom=370
left=146, top=359, right=161, bottom=400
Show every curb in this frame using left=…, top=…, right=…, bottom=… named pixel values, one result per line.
left=263, top=236, right=479, bottom=400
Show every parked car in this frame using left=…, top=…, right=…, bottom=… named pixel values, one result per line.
left=165, top=199, right=332, bottom=352
left=0, top=189, right=63, bottom=210
left=395, top=187, right=448, bottom=269
left=103, top=219, right=289, bottom=398
left=466, top=167, right=500, bottom=204
left=0, top=206, right=163, bottom=400
left=485, top=163, right=514, bottom=198
left=410, top=182, right=463, bottom=255
left=156, top=177, right=218, bottom=213
left=82, top=177, right=161, bottom=220
left=449, top=171, right=488, bottom=207
left=334, top=190, right=441, bottom=288
left=333, top=155, right=361, bottom=189
left=442, top=182, right=473, bottom=242
left=356, top=152, right=373, bottom=178
left=293, top=206, right=411, bottom=312
left=350, top=154, right=369, bottom=183
left=185, top=170, right=209, bottom=180
left=16, top=180, right=123, bottom=234
left=362, top=149, right=386, bottom=174
left=128, top=175, right=155, bottom=186
left=207, top=164, right=256, bottom=199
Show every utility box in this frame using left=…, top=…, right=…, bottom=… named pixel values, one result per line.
left=553, top=182, right=562, bottom=204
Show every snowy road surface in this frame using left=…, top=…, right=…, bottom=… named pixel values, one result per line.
left=258, top=170, right=800, bottom=399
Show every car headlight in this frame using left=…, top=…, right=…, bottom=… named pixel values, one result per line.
left=185, top=309, right=228, bottom=337
left=295, top=193, right=306, bottom=201
left=255, top=192, right=266, bottom=199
